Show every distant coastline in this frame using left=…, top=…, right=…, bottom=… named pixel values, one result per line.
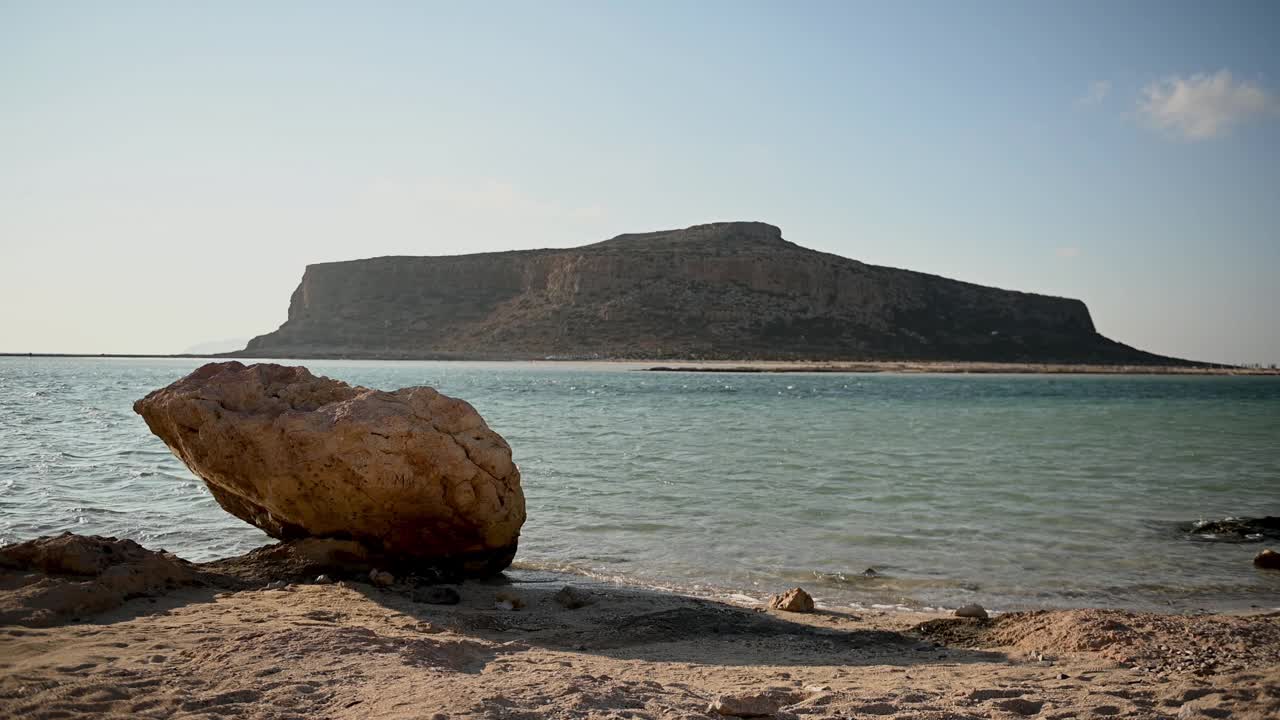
left=644, top=360, right=1280, bottom=376
left=3, top=352, right=1277, bottom=375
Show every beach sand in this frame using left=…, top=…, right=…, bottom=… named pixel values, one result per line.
left=2, top=536, right=1279, bottom=719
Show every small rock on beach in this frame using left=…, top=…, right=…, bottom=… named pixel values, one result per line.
left=955, top=604, right=989, bottom=619
left=768, top=587, right=815, bottom=613
left=553, top=585, right=594, bottom=610
left=495, top=590, right=525, bottom=611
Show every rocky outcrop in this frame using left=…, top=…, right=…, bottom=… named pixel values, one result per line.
left=0, top=533, right=203, bottom=626
left=238, top=221, right=1189, bottom=364
left=133, top=362, right=525, bottom=575
left=1187, top=516, right=1280, bottom=542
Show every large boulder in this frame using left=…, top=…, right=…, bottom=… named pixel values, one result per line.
left=134, top=362, right=525, bottom=575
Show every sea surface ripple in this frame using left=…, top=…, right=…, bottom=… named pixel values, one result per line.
left=2, top=357, right=1278, bottom=613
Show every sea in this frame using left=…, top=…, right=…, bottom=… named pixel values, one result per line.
left=2, top=356, right=1278, bottom=614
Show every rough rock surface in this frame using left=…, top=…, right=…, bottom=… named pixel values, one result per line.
left=201, top=537, right=377, bottom=585
left=237, top=222, right=1190, bottom=364
left=708, top=688, right=806, bottom=717
left=0, top=533, right=203, bottom=626
left=134, top=362, right=525, bottom=575
left=768, top=587, right=815, bottom=613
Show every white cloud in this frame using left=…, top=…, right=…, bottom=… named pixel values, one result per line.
left=1055, top=247, right=1081, bottom=259
left=1078, top=80, right=1111, bottom=106
left=1138, top=70, right=1277, bottom=140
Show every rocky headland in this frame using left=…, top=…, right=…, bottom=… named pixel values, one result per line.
left=236, top=222, right=1193, bottom=364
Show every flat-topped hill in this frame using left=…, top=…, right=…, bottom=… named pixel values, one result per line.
left=237, top=222, right=1187, bottom=363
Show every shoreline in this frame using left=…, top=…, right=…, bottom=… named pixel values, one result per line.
left=3, top=352, right=1276, bottom=375
left=3, top=533, right=1279, bottom=719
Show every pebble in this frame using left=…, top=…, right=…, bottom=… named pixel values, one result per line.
left=264, top=580, right=288, bottom=590
left=494, top=590, right=525, bottom=610
left=314, top=574, right=333, bottom=584
left=553, top=585, right=594, bottom=610
left=368, top=569, right=395, bottom=587
left=955, top=604, right=988, bottom=619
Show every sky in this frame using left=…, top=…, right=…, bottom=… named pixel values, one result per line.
left=2, top=1, right=1278, bottom=364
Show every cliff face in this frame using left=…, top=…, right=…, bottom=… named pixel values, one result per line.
left=241, top=222, right=1176, bottom=363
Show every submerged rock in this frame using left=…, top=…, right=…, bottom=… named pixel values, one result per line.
left=134, top=362, right=525, bottom=576
left=1254, top=549, right=1280, bottom=570
left=1187, top=516, right=1280, bottom=543
left=768, top=587, right=815, bottom=613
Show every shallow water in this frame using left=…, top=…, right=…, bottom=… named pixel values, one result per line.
left=2, top=357, right=1278, bottom=613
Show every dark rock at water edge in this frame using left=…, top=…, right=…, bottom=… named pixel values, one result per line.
left=1255, top=549, right=1280, bottom=570
left=1186, top=516, right=1280, bottom=543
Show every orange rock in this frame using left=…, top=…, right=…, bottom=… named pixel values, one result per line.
left=134, top=362, right=525, bottom=575
left=768, top=587, right=815, bottom=613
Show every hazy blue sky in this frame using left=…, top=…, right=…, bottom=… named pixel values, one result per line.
left=3, top=1, right=1278, bottom=363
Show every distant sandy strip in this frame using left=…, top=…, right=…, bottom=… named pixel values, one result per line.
left=644, top=360, right=1280, bottom=375
left=4, top=353, right=1277, bottom=375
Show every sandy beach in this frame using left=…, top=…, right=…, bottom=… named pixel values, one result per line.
left=2, top=535, right=1278, bottom=720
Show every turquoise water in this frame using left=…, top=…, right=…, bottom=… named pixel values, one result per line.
left=2, top=357, right=1278, bottom=613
